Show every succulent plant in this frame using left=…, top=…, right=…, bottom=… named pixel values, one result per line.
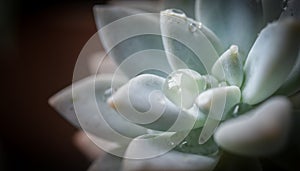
left=49, top=0, right=300, bottom=170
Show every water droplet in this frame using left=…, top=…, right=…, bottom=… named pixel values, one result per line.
left=163, top=69, right=206, bottom=109
left=179, top=141, right=188, bottom=149
left=197, top=22, right=202, bottom=29
left=169, top=141, right=175, bottom=146
left=165, top=9, right=186, bottom=18
left=282, top=0, right=288, bottom=11
left=189, top=22, right=197, bottom=33
left=233, top=105, right=239, bottom=115
left=170, top=9, right=185, bottom=15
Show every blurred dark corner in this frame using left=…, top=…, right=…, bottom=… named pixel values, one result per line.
left=0, top=0, right=108, bottom=170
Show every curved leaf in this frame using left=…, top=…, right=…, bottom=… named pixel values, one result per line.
left=212, top=45, right=244, bottom=87
left=160, top=9, right=221, bottom=74
left=214, top=97, right=292, bottom=157
left=242, top=19, right=300, bottom=105
left=122, top=133, right=219, bottom=171
left=195, top=0, right=263, bottom=59
left=49, top=74, right=147, bottom=144
left=93, top=6, right=171, bottom=77
left=163, top=69, right=207, bottom=109
left=108, top=74, right=203, bottom=132
left=196, top=86, right=241, bottom=144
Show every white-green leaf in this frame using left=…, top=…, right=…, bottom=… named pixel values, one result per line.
left=163, top=69, right=206, bottom=109
left=214, top=97, right=292, bottom=157
left=195, top=86, right=241, bottom=144
left=122, top=134, right=219, bottom=171
left=242, top=19, right=300, bottom=105
left=160, top=9, right=221, bottom=74
left=195, top=0, right=263, bottom=59
left=212, top=45, right=244, bottom=87
left=93, top=6, right=171, bottom=77
left=108, top=74, right=201, bottom=132
left=49, top=74, right=147, bottom=143
left=196, top=86, right=241, bottom=117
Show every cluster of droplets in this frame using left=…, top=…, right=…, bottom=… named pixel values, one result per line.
left=189, top=21, right=202, bottom=33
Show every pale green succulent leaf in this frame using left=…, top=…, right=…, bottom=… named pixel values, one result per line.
left=49, top=74, right=147, bottom=143
left=212, top=45, right=244, bottom=87
left=242, top=19, right=300, bottom=105
left=108, top=74, right=202, bottom=132
left=196, top=86, right=241, bottom=144
left=195, top=0, right=263, bottom=59
left=160, top=9, right=221, bottom=74
left=123, top=133, right=219, bottom=171
left=93, top=6, right=171, bottom=77
left=214, top=97, right=292, bottom=157
left=163, top=69, right=207, bottom=109
left=174, top=128, right=219, bottom=156
left=195, top=86, right=241, bottom=118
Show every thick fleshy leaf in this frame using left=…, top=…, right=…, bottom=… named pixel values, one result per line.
left=87, top=52, right=119, bottom=75
left=212, top=45, right=244, bottom=87
left=122, top=134, right=219, bottom=171
left=93, top=6, right=171, bottom=77
left=280, top=0, right=300, bottom=19
left=276, top=47, right=300, bottom=96
left=196, top=86, right=241, bottom=144
left=163, top=69, right=207, bottom=109
left=195, top=0, right=263, bottom=59
left=214, top=97, right=292, bottom=157
left=196, top=86, right=241, bottom=116
left=49, top=74, right=147, bottom=144
left=160, top=9, right=221, bottom=74
left=174, top=128, right=219, bottom=156
left=108, top=74, right=203, bottom=132
left=163, top=0, right=196, bottom=18
left=242, top=19, right=300, bottom=105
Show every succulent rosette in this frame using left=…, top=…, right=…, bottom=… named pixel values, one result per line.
left=49, top=0, right=300, bottom=171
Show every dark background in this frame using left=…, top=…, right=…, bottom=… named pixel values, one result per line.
left=0, top=0, right=107, bottom=170
left=0, top=0, right=295, bottom=171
